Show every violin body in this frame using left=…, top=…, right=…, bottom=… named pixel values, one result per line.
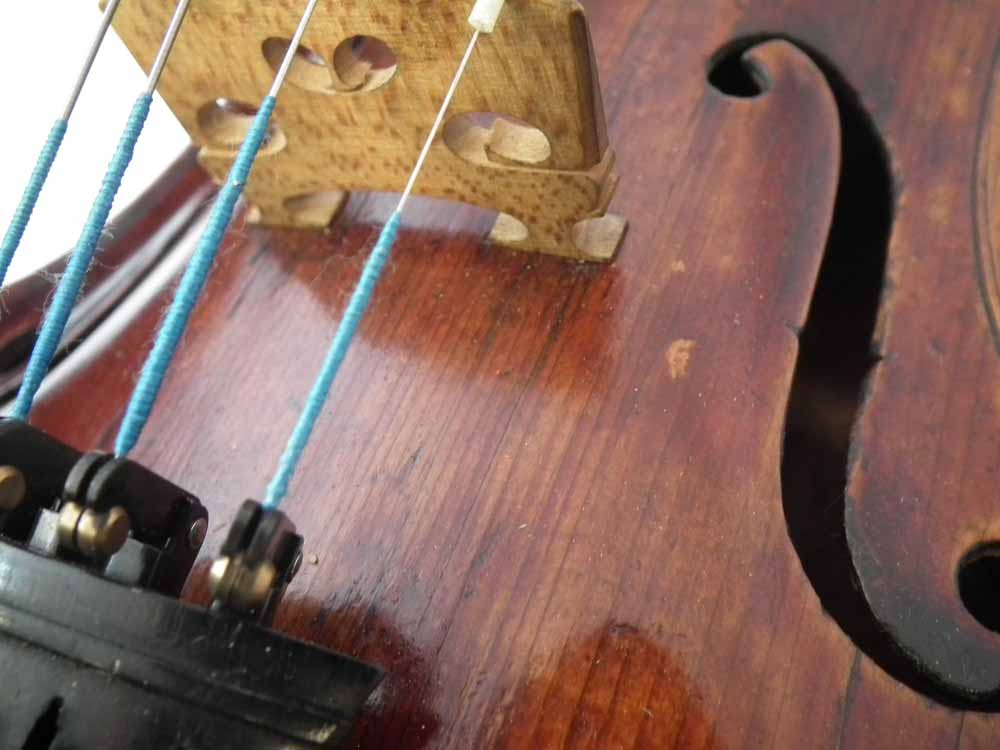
left=7, top=0, right=1000, bottom=747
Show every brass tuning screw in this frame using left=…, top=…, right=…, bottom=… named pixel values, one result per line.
left=57, top=502, right=131, bottom=560
left=0, top=466, right=26, bottom=511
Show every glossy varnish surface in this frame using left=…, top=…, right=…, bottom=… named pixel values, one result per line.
left=16, top=0, right=1000, bottom=747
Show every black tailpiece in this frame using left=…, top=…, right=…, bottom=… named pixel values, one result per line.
left=0, top=418, right=381, bottom=749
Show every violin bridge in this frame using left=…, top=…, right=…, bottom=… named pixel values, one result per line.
left=105, top=0, right=627, bottom=261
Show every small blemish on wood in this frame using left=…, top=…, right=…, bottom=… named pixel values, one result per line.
left=667, top=340, right=696, bottom=380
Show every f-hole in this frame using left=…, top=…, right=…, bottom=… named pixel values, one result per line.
left=713, top=36, right=978, bottom=708
left=22, top=697, right=62, bottom=750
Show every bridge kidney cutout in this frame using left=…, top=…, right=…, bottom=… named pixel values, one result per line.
left=196, top=99, right=287, bottom=155
left=262, top=36, right=398, bottom=94
left=443, top=113, right=553, bottom=167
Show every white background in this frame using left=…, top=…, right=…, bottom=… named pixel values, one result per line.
left=0, top=3, right=188, bottom=286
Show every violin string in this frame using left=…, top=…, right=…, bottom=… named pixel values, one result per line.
left=9, top=0, right=192, bottom=422
left=0, top=0, right=124, bottom=289
left=114, top=0, right=323, bottom=458
left=264, top=28, right=484, bottom=510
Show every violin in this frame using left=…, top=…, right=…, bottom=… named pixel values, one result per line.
left=2, top=0, right=1000, bottom=747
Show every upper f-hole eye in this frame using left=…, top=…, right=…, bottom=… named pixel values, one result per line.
left=707, top=43, right=771, bottom=98
left=262, top=36, right=398, bottom=94
left=958, top=543, right=1000, bottom=634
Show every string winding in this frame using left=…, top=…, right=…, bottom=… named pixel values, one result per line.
left=0, top=0, right=123, bottom=292
left=115, top=97, right=278, bottom=457
left=264, top=28, right=484, bottom=509
left=0, top=120, right=68, bottom=288
left=11, top=94, right=153, bottom=420
left=265, top=211, right=402, bottom=508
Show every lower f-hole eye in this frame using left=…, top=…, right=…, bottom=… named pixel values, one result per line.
left=958, top=543, right=1000, bottom=633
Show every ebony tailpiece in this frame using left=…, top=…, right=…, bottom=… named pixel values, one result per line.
left=0, top=418, right=381, bottom=749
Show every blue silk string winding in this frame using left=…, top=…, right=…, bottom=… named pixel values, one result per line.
left=264, top=210, right=403, bottom=509
left=0, top=119, right=69, bottom=288
left=114, top=96, right=278, bottom=457
left=11, top=94, right=152, bottom=421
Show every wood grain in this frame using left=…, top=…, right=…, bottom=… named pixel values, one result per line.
left=976, top=37, right=1000, bottom=352
left=845, top=5, right=1000, bottom=699
left=13, top=0, right=1000, bottom=747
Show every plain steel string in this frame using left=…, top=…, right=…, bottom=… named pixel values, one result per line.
left=265, top=0, right=508, bottom=509
left=0, top=0, right=124, bottom=289
left=114, top=0, right=323, bottom=457
left=11, top=0, right=193, bottom=421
